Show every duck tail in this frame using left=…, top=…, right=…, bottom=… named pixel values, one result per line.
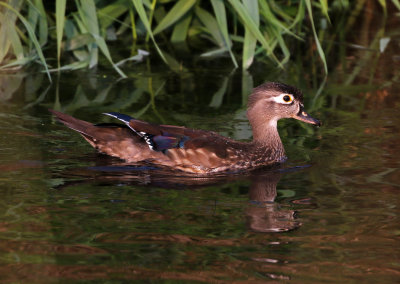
left=49, top=109, right=93, bottom=136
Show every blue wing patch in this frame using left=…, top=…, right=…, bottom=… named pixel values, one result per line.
left=152, top=135, right=179, bottom=151
left=142, top=134, right=189, bottom=152
left=103, top=112, right=189, bottom=152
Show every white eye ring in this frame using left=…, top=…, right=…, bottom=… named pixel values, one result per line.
left=272, top=93, right=294, bottom=104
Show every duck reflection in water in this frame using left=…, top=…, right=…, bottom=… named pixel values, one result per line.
left=246, top=170, right=300, bottom=233
left=62, top=159, right=301, bottom=233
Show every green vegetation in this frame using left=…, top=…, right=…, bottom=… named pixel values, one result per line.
left=0, top=0, right=399, bottom=80
left=1, top=0, right=397, bottom=80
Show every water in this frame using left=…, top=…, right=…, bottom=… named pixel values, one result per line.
left=0, top=17, right=399, bottom=284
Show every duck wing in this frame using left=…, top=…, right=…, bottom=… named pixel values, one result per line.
left=104, top=112, right=220, bottom=152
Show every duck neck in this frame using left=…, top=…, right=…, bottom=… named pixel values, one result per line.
left=251, top=118, right=285, bottom=159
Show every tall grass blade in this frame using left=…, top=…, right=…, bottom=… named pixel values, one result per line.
left=94, top=36, right=127, bottom=78
left=258, top=1, right=300, bottom=39
left=2, top=0, right=24, bottom=61
left=227, top=0, right=281, bottom=67
left=27, top=1, right=39, bottom=50
left=195, top=6, right=224, bottom=46
left=377, top=0, right=387, bottom=14
left=56, top=0, right=66, bottom=69
left=78, top=0, right=99, bottom=68
left=0, top=16, right=9, bottom=64
left=145, top=0, right=156, bottom=42
left=288, top=0, right=305, bottom=29
left=129, top=7, right=137, bottom=40
left=274, top=28, right=290, bottom=64
left=72, top=11, right=86, bottom=32
left=305, top=0, right=328, bottom=74
left=98, top=0, right=128, bottom=30
left=391, top=0, right=400, bottom=10
left=0, top=1, right=51, bottom=81
left=210, top=0, right=238, bottom=68
left=242, top=0, right=258, bottom=69
left=78, top=0, right=127, bottom=78
left=210, top=0, right=228, bottom=38
left=115, top=14, right=131, bottom=36
left=171, top=14, right=192, bottom=43
left=8, top=22, right=24, bottom=60
left=0, top=1, right=20, bottom=64
left=132, top=0, right=167, bottom=63
left=267, top=0, right=293, bottom=22
left=67, top=16, right=90, bottom=64
left=32, top=0, right=48, bottom=46
left=153, top=0, right=197, bottom=35
left=319, top=0, right=331, bottom=23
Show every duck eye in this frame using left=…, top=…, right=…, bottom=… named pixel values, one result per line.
left=280, top=94, right=294, bottom=104
left=271, top=93, right=295, bottom=104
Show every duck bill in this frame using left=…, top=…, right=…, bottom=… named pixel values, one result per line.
left=294, top=106, right=321, bottom=127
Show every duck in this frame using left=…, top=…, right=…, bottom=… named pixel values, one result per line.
left=49, top=82, right=320, bottom=174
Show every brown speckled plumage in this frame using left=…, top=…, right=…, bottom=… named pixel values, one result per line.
left=50, top=82, right=320, bottom=174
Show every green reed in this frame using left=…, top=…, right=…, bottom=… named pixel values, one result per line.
left=0, top=0, right=398, bottom=80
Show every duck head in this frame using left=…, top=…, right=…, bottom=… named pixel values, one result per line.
left=247, top=82, right=320, bottom=126
left=247, top=82, right=320, bottom=144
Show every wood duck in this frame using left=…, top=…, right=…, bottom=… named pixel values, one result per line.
left=50, top=82, right=320, bottom=174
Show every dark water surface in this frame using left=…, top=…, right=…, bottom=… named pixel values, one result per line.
left=1, top=17, right=400, bottom=284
